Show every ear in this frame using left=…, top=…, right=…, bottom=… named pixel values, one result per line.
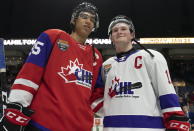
left=109, top=34, right=112, bottom=41
left=71, top=19, right=75, bottom=25
left=131, top=32, right=135, bottom=39
left=109, top=35, right=115, bottom=46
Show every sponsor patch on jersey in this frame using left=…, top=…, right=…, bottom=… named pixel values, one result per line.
left=57, top=39, right=69, bottom=51
left=104, top=64, right=112, bottom=73
left=57, top=58, right=92, bottom=88
left=108, top=76, right=142, bottom=98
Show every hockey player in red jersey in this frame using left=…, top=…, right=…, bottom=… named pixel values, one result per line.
left=92, top=15, right=190, bottom=131
left=0, top=2, right=103, bottom=131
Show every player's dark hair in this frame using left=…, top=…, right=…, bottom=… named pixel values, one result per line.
left=70, top=2, right=99, bottom=33
left=108, top=15, right=135, bottom=36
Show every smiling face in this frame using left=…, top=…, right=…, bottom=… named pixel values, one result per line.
left=73, top=12, right=95, bottom=38
left=110, top=23, right=135, bottom=53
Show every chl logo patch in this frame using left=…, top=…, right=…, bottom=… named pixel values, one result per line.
left=57, top=39, right=69, bottom=51
left=58, top=58, right=92, bottom=88
left=108, top=77, right=142, bottom=98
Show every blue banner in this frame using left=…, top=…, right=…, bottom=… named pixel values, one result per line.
left=0, top=38, right=6, bottom=71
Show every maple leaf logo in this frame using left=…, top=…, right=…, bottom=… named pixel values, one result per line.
left=58, top=59, right=83, bottom=83
left=108, top=77, right=120, bottom=98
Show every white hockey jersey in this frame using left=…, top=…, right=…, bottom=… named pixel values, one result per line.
left=101, top=49, right=183, bottom=131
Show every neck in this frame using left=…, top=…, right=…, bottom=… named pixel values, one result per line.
left=116, top=46, right=136, bottom=58
left=70, top=32, right=87, bottom=44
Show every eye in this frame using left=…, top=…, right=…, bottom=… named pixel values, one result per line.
left=79, top=13, right=88, bottom=19
left=79, top=13, right=95, bottom=23
left=90, top=17, right=95, bottom=23
left=121, top=27, right=127, bottom=31
left=112, top=28, right=118, bottom=33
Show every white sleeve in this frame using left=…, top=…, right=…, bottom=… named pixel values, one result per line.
left=145, top=50, right=182, bottom=113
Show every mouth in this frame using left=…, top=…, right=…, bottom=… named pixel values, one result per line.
left=83, top=25, right=91, bottom=30
left=117, top=36, right=125, bottom=38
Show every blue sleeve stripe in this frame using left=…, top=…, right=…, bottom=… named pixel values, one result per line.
left=26, top=33, right=53, bottom=67
left=104, top=115, right=164, bottom=128
left=159, top=94, right=180, bottom=109
left=30, top=120, right=51, bottom=131
left=95, top=66, right=104, bottom=88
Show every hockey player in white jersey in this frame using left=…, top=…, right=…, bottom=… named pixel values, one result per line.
left=100, top=15, right=190, bottom=131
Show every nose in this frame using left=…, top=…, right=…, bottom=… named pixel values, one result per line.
left=117, top=28, right=123, bottom=34
left=85, top=17, right=93, bottom=24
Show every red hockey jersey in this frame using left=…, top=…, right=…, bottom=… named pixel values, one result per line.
left=8, top=29, right=103, bottom=131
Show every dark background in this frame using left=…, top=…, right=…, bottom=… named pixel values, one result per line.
left=0, top=0, right=194, bottom=39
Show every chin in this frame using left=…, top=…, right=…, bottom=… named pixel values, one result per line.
left=115, top=40, right=128, bottom=44
left=116, top=37, right=127, bottom=41
left=83, top=30, right=92, bottom=35
left=79, top=31, right=89, bottom=37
